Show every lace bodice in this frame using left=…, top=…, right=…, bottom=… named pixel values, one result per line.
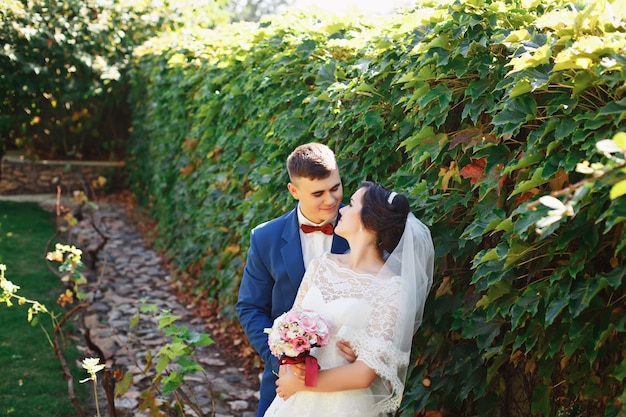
left=292, top=253, right=410, bottom=414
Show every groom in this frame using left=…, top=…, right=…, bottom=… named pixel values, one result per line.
left=236, top=142, right=351, bottom=417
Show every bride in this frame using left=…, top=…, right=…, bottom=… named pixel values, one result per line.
left=264, top=181, right=435, bottom=417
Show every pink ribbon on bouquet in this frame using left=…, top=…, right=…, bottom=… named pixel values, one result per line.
left=278, top=352, right=320, bottom=387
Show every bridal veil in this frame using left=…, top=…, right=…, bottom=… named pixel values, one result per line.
left=359, top=212, right=435, bottom=414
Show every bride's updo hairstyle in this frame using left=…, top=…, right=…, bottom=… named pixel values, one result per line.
left=359, top=181, right=410, bottom=256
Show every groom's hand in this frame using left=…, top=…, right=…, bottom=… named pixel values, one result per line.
left=337, top=341, right=357, bottom=363
left=281, top=363, right=306, bottom=381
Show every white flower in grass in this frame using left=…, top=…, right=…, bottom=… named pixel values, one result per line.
left=1, top=278, right=20, bottom=295
left=535, top=196, right=575, bottom=233
left=80, top=357, right=105, bottom=383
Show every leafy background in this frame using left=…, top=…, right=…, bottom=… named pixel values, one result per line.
left=2, top=0, right=624, bottom=415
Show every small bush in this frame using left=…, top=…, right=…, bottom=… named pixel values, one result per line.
left=0, top=0, right=229, bottom=161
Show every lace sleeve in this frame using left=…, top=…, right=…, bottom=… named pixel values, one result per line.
left=347, top=276, right=413, bottom=414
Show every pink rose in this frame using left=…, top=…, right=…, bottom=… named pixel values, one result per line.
left=299, top=315, right=318, bottom=334
left=291, top=336, right=312, bottom=354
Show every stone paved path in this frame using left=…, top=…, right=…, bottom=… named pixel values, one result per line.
left=57, top=198, right=259, bottom=417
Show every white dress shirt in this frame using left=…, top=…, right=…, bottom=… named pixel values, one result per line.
left=297, top=205, right=335, bottom=270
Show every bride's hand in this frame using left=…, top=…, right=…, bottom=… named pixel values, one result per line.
left=275, top=365, right=303, bottom=400
left=337, top=340, right=357, bottom=363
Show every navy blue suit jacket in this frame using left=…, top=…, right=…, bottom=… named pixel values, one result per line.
left=236, top=206, right=349, bottom=403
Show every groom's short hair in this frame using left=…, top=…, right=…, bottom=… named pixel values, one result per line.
left=287, top=143, right=338, bottom=181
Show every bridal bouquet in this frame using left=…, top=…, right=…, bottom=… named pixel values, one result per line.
left=265, top=309, right=330, bottom=386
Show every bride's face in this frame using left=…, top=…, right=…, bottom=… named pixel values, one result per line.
left=335, top=187, right=366, bottom=237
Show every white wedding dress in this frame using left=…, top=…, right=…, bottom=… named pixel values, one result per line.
left=264, top=253, right=411, bottom=417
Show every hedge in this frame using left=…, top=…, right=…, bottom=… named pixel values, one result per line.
left=0, top=0, right=229, bottom=161
left=127, top=1, right=626, bottom=415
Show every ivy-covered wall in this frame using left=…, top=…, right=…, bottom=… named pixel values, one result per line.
left=127, top=1, right=626, bottom=416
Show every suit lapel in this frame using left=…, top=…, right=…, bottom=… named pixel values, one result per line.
left=281, top=209, right=305, bottom=291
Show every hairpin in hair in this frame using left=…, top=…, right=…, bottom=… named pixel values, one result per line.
left=387, top=192, right=397, bottom=205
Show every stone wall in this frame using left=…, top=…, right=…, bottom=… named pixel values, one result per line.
left=0, top=151, right=126, bottom=195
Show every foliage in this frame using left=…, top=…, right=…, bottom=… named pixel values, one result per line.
left=117, top=304, right=215, bottom=415
left=1, top=208, right=218, bottom=417
left=0, top=0, right=229, bottom=161
left=127, top=0, right=626, bottom=416
left=229, top=0, right=296, bottom=22
left=0, top=202, right=87, bottom=417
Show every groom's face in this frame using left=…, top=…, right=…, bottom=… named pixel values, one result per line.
left=288, top=169, right=342, bottom=224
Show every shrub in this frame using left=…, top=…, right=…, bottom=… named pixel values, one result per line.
left=0, top=0, right=229, bottom=161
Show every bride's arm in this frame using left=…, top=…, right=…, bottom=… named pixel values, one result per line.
left=276, top=360, right=376, bottom=399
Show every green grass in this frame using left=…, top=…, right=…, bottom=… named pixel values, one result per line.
left=0, top=201, right=87, bottom=417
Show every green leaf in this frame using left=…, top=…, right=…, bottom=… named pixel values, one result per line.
left=487, top=280, right=512, bottom=303
left=493, top=218, right=513, bottom=233
left=363, top=110, right=383, bottom=130
left=155, top=354, right=169, bottom=376
left=509, top=167, right=546, bottom=198
left=492, top=96, right=537, bottom=135
left=129, top=311, right=140, bottom=331
left=599, top=97, right=626, bottom=116
left=502, top=28, right=530, bottom=43
left=531, top=384, right=550, bottom=416
left=316, top=62, right=337, bottom=85
left=486, top=352, right=509, bottom=385
left=396, top=71, right=416, bottom=84
left=400, top=126, right=447, bottom=162
left=504, top=240, right=531, bottom=269
left=161, top=371, right=183, bottom=395
left=545, top=296, right=568, bottom=326
left=157, top=311, right=181, bottom=329
left=554, top=118, right=579, bottom=140
left=502, top=153, right=542, bottom=175
left=511, top=289, right=541, bottom=329
left=572, top=70, right=595, bottom=97
left=114, top=371, right=134, bottom=398
left=601, top=267, right=625, bottom=290
left=187, top=331, right=214, bottom=346
left=472, top=248, right=499, bottom=269
left=461, top=209, right=506, bottom=241
left=354, top=82, right=376, bottom=94
left=177, top=357, right=205, bottom=374
left=509, top=79, right=531, bottom=98
left=612, top=359, right=626, bottom=381
left=140, top=303, right=158, bottom=313
left=507, top=44, right=551, bottom=74
left=569, top=277, right=606, bottom=318
left=613, top=132, right=626, bottom=149
left=461, top=316, right=503, bottom=349
left=416, top=83, right=453, bottom=112
left=610, top=179, right=626, bottom=200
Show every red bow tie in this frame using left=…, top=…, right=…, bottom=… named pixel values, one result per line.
left=300, top=223, right=334, bottom=235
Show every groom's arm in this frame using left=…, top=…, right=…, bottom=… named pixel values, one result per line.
left=236, top=228, right=274, bottom=367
